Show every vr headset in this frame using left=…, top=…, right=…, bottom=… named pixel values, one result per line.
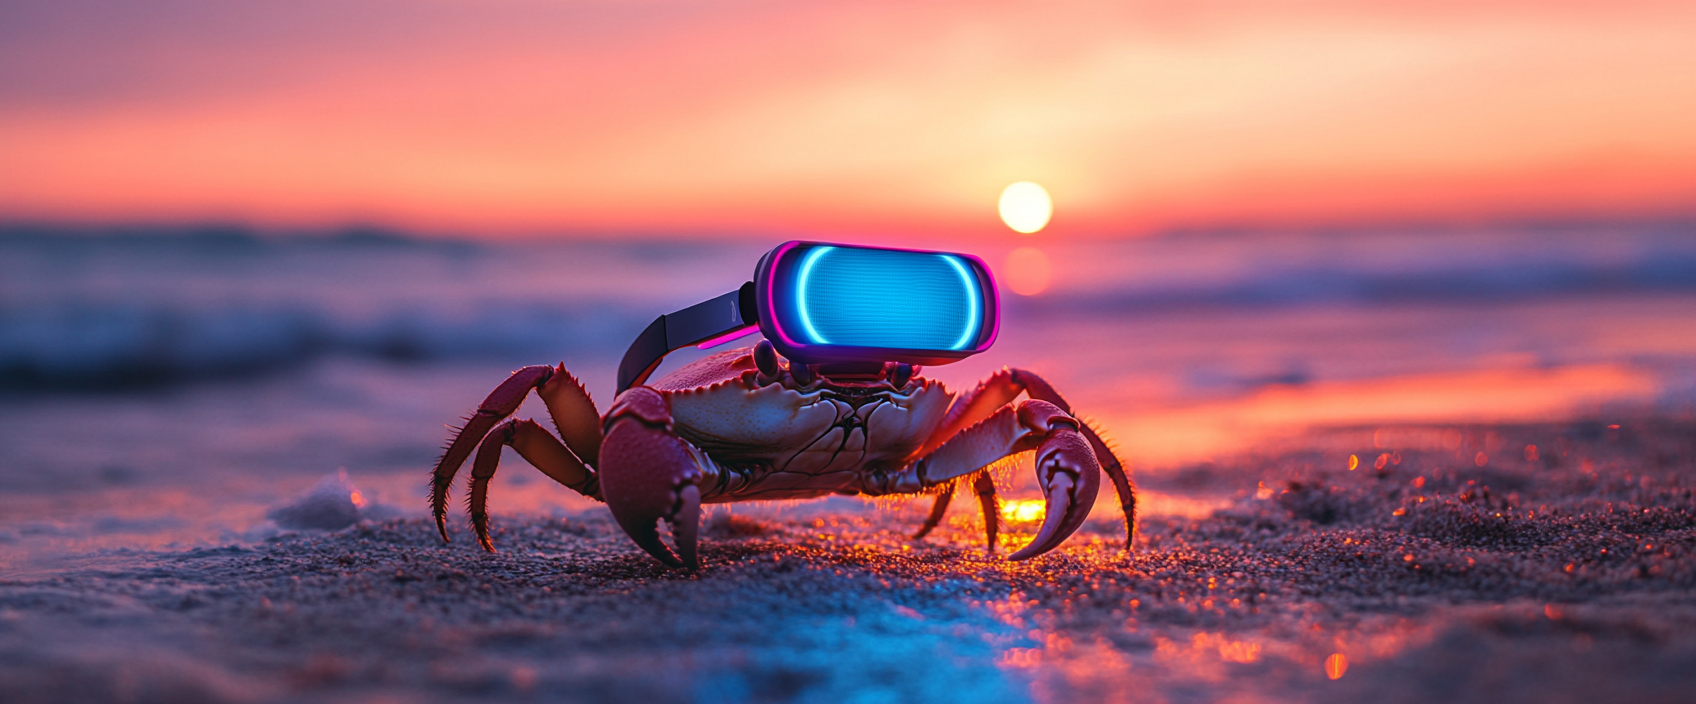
left=618, top=241, right=1000, bottom=392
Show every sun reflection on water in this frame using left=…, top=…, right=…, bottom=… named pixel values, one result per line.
left=1325, top=653, right=1349, bottom=680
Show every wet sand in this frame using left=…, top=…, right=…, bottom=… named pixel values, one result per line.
left=2, top=414, right=1693, bottom=704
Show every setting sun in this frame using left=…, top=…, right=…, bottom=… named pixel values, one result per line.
left=998, top=182, right=1053, bottom=234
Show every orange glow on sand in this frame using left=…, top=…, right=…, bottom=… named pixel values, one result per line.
left=1000, top=499, right=1046, bottom=524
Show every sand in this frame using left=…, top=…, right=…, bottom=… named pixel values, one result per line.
left=2, top=414, right=1693, bottom=704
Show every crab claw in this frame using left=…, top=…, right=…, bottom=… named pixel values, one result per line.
left=598, top=387, right=704, bottom=569
left=1007, top=422, right=1102, bottom=561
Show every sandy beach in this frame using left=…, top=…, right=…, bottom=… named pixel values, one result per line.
left=4, top=410, right=1691, bottom=704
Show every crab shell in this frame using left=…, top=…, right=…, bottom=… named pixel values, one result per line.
left=652, top=350, right=955, bottom=503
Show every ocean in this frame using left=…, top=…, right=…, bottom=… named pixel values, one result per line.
left=2, top=222, right=1694, bottom=562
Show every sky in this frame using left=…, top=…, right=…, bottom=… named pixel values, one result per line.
left=2, top=0, right=1694, bottom=239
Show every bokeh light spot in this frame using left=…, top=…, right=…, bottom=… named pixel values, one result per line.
left=1004, top=247, right=1052, bottom=297
left=1325, top=653, right=1349, bottom=680
left=998, top=182, right=1052, bottom=234
left=1000, top=498, right=1046, bottom=524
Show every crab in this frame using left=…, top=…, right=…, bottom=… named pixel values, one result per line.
left=430, top=340, right=1136, bottom=568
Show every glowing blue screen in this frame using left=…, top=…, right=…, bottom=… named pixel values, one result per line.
left=793, top=246, right=982, bottom=350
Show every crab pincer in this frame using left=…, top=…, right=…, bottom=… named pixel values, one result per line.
left=598, top=387, right=705, bottom=569
left=1006, top=403, right=1102, bottom=560
left=873, top=398, right=1103, bottom=559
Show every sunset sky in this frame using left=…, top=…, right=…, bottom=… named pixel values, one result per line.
left=2, top=0, right=1693, bottom=239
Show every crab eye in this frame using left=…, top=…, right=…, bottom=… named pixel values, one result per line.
left=890, top=363, right=913, bottom=388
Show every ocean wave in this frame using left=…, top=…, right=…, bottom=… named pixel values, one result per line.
left=3, top=223, right=1694, bottom=389
left=1019, top=224, right=1696, bottom=314
left=0, top=300, right=636, bottom=389
left=0, top=228, right=759, bottom=389
left=1025, top=251, right=1696, bottom=315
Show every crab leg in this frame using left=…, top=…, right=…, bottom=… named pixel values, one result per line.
left=973, top=472, right=1001, bottom=553
left=505, top=419, right=601, bottom=499
left=870, top=399, right=1100, bottom=560
left=535, top=365, right=603, bottom=467
left=921, top=368, right=1137, bottom=550
left=465, top=418, right=602, bottom=552
left=597, top=387, right=705, bottom=569
left=431, top=364, right=602, bottom=543
left=911, top=481, right=955, bottom=540
left=467, top=425, right=507, bottom=552
left=911, top=472, right=1005, bottom=552
left=432, top=365, right=552, bottom=541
